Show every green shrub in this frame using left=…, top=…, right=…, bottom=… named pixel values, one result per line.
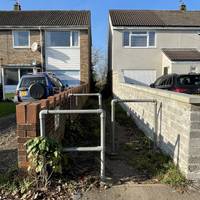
left=26, top=137, right=62, bottom=188
left=160, top=162, right=187, bottom=187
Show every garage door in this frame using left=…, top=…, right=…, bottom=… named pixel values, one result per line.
left=123, top=69, right=156, bottom=86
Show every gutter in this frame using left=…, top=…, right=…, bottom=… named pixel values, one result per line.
left=0, top=26, right=89, bottom=30
left=112, top=26, right=200, bottom=31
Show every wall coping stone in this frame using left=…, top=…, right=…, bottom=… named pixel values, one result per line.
left=120, top=83, right=200, bottom=104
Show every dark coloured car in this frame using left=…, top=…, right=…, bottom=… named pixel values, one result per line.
left=15, top=72, right=65, bottom=102
left=150, top=73, right=200, bottom=94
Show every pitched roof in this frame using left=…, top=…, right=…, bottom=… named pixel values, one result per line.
left=162, top=49, right=200, bottom=61
left=0, top=10, right=90, bottom=27
left=109, top=10, right=200, bottom=27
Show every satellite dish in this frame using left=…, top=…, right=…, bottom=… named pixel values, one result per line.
left=31, top=42, right=38, bottom=52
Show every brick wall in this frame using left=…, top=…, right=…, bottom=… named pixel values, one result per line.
left=0, top=30, right=41, bottom=66
left=80, top=30, right=91, bottom=85
left=16, top=84, right=89, bottom=169
left=113, top=71, right=200, bottom=180
left=0, top=29, right=91, bottom=85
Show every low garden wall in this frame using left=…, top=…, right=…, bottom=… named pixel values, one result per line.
left=16, top=84, right=89, bottom=169
left=113, top=71, right=200, bottom=180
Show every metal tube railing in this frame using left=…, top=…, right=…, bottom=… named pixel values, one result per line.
left=68, top=93, right=102, bottom=109
left=39, top=108, right=106, bottom=181
left=111, top=99, right=157, bottom=154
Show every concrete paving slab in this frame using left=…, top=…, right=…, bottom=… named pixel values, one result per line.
left=81, top=184, right=200, bottom=200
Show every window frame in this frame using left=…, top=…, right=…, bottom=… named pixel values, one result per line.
left=4, top=68, right=19, bottom=85
left=12, top=30, right=30, bottom=48
left=45, top=30, right=80, bottom=48
left=123, top=30, right=156, bottom=48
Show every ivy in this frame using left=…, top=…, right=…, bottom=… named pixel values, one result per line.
left=25, top=137, right=63, bottom=188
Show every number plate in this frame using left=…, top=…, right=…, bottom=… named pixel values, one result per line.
left=20, top=91, right=27, bottom=97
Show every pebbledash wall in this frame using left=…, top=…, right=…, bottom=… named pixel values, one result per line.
left=16, top=84, right=89, bottom=169
left=113, top=71, right=200, bottom=180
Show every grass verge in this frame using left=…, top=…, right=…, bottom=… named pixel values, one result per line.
left=5, top=93, right=15, bottom=100
left=0, top=101, right=16, bottom=118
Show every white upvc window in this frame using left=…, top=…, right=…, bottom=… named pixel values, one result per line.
left=123, top=31, right=156, bottom=48
left=13, top=31, right=30, bottom=48
left=46, top=31, right=79, bottom=47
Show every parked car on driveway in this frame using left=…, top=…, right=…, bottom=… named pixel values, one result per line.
left=15, top=72, right=66, bottom=102
left=150, top=73, right=200, bottom=94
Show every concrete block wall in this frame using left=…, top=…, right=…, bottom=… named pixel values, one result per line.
left=113, top=71, right=200, bottom=180
left=16, top=84, right=89, bottom=169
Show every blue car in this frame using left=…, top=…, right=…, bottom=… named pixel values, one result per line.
left=15, top=72, right=65, bottom=102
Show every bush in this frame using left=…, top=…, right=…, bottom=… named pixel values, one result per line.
left=26, top=137, right=63, bottom=188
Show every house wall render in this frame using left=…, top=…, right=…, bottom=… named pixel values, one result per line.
left=111, top=29, right=200, bottom=79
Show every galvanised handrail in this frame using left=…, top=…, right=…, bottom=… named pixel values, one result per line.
left=111, top=98, right=157, bottom=154
left=39, top=108, right=106, bottom=181
left=68, top=93, right=102, bottom=109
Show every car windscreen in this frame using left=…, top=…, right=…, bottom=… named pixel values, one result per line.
left=177, top=75, right=200, bottom=86
left=20, top=77, right=46, bottom=88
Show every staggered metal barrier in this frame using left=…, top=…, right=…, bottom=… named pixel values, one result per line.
left=111, top=99, right=157, bottom=154
left=39, top=108, right=106, bottom=180
left=68, top=93, right=102, bottom=109
left=39, top=93, right=158, bottom=181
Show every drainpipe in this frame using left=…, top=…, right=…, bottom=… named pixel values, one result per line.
left=39, top=27, right=44, bottom=72
left=0, top=58, right=5, bottom=100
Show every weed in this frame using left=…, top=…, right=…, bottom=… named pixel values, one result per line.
left=0, top=168, right=33, bottom=195
left=160, top=162, right=188, bottom=188
left=64, top=98, right=100, bottom=147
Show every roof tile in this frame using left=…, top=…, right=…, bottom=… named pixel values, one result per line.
left=110, top=10, right=200, bottom=27
left=0, top=11, right=90, bottom=27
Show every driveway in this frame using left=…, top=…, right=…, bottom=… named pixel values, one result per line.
left=0, top=113, right=16, bottom=134
left=0, top=113, right=17, bottom=172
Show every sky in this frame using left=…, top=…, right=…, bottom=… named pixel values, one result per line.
left=1, top=0, right=200, bottom=53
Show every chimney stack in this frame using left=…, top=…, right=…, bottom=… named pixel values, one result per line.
left=14, top=2, right=21, bottom=11
left=180, top=3, right=187, bottom=11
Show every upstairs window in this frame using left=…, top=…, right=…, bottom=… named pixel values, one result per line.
left=123, top=31, right=129, bottom=46
left=46, top=31, right=79, bottom=47
left=123, top=31, right=156, bottom=48
left=72, top=31, right=79, bottom=46
left=13, top=31, right=30, bottom=48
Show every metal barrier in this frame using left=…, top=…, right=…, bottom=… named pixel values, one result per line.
left=68, top=93, right=102, bottom=109
left=111, top=99, right=157, bottom=154
left=39, top=109, right=106, bottom=180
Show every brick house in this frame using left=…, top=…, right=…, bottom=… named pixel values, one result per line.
left=0, top=6, right=91, bottom=96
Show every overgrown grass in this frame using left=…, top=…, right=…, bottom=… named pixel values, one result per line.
left=113, top=102, right=188, bottom=188
left=0, top=101, right=16, bottom=118
left=0, top=168, right=33, bottom=195
left=160, top=163, right=188, bottom=188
